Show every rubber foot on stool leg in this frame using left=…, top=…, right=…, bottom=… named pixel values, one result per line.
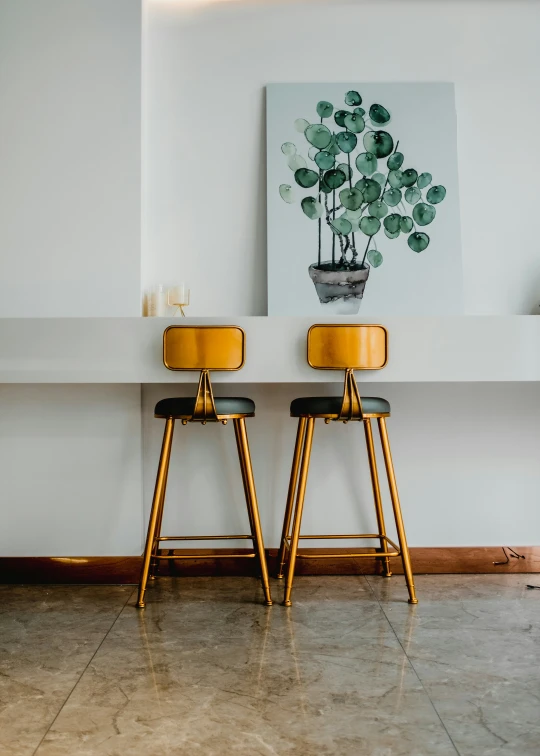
left=136, top=601, right=146, bottom=609
left=276, top=573, right=284, bottom=580
left=264, top=600, right=273, bottom=606
left=383, top=572, right=393, bottom=578
left=282, top=600, right=292, bottom=607
left=408, top=598, right=419, bottom=605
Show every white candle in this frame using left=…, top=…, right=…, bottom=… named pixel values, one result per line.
left=147, top=284, right=167, bottom=317
left=168, top=283, right=190, bottom=307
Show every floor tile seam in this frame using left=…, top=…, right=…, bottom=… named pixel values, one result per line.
left=362, top=576, right=462, bottom=756
left=30, top=586, right=137, bottom=756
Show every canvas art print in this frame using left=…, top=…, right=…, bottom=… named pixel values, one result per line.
left=267, top=83, right=462, bottom=315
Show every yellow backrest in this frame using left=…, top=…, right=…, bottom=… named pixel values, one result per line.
left=307, top=324, right=388, bottom=371
left=163, top=326, right=246, bottom=371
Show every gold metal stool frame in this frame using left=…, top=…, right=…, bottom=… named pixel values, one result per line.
left=277, top=324, right=417, bottom=606
left=137, top=325, right=272, bottom=608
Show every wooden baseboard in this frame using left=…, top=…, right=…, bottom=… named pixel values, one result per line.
left=0, top=546, right=538, bottom=584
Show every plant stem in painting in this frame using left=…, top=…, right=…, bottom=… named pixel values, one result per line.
left=279, top=90, right=447, bottom=312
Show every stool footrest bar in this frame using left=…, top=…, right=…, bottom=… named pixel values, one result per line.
left=283, top=534, right=400, bottom=552
left=296, top=550, right=400, bottom=559
left=155, top=552, right=257, bottom=560
left=158, top=535, right=253, bottom=541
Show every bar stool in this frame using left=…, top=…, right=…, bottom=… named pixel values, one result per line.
left=277, top=324, right=417, bottom=606
left=137, top=325, right=272, bottom=608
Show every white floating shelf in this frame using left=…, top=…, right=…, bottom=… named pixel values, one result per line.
left=0, top=316, right=538, bottom=383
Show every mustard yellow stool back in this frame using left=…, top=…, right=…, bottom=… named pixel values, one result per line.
left=278, top=324, right=417, bottom=606
left=137, top=326, right=272, bottom=608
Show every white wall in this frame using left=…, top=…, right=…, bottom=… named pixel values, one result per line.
left=1, top=0, right=540, bottom=558
left=0, top=0, right=144, bottom=556
left=145, top=0, right=540, bottom=316
left=143, top=382, right=540, bottom=548
left=0, top=385, right=142, bottom=556
left=0, top=0, right=142, bottom=316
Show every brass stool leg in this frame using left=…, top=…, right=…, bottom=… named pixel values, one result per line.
left=377, top=418, right=418, bottom=604
left=233, top=419, right=257, bottom=552
left=149, top=454, right=171, bottom=580
left=137, top=417, right=175, bottom=609
left=277, top=417, right=307, bottom=579
left=148, top=489, right=165, bottom=581
left=364, top=419, right=392, bottom=578
left=283, top=417, right=315, bottom=607
left=235, top=418, right=273, bottom=606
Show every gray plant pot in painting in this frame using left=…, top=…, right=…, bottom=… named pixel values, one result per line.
left=309, top=262, right=369, bottom=314
left=278, top=88, right=447, bottom=312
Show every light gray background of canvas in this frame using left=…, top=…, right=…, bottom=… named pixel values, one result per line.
left=267, top=82, right=462, bottom=316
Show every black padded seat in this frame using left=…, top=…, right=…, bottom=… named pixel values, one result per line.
left=290, top=396, right=390, bottom=417
left=155, top=396, right=255, bottom=418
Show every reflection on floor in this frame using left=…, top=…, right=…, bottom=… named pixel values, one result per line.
left=0, top=574, right=539, bottom=755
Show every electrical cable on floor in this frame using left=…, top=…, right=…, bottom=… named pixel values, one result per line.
left=493, top=547, right=525, bottom=565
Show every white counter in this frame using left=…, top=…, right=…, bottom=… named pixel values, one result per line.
left=2, top=316, right=540, bottom=558
left=0, top=316, right=539, bottom=383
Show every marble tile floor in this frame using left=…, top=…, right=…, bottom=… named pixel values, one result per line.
left=0, top=575, right=539, bottom=756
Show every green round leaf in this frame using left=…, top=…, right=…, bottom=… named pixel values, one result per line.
left=294, top=118, right=309, bottom=133
left=418, top=172, right=432, bottom=189
left=367, top=249, right=383, bottom=267
left=384, top=213, right=401, bottom=234
left=336, top=131, right=357, bottom=153
left=330, top=216, right=352, bottom=236
left=334, top=109, right=350, bottom=127
left=383, top=188, right=402, bottom=207
left=305, top=123, right=332, bottom=149
left=308, top=146, right=318, bottom=161
left=355, top=152, right=378, bottom=176
left=301, top=196, right=323, bottom=220
left=408, top=232, right=430, bottom=252
left=385, top=228, right=400, bottom=239
left=281, top=142, right=296, bottom=156
left=319, top=175, right=333, bottom=194
left=401, top=168, right=418, bottom=188
left=400, top=216, right=413, bottom=233
left=337, top=162, right=352, bottom=181
left=279, top=184, right=295, bottom=203
left=388, top=170, right=403, bottom=189
left=387, top=152, right=404, bottom=170
left=323, top=168, right=347, bottom=190
left=288, top=154, right=307, bottom=171
left=405, top=187, right=421, bottom=205
left=315, top=150, right=335, bottom=170
left=316, top=100, right=333, bottom=119
left=413, top=202, right=436, bottom=226
left=427, top=185, right=447, bottom=204
left=368, top=200, right=388, bottom=219
left=345, top=207, right=363, bottom=221
left=355, top=178, right=381, bottom=202
left=354, top=107, right=366, bottom=116
left=294, top=168, right=319, bottom=188
left=343, top=113, right=365, bottom=133
left=372, top=172, right=386, bottom=187
left=360, top=216, right=381, bottom=237
left=345, top=90, right=362, bottom=106
left=326, top=136, right=341, bottom=156
left=369, top=103, right=391, bottom=125
left=339, top=187, right=364, bottom=211
left=363, top=130, right=394, bottom=158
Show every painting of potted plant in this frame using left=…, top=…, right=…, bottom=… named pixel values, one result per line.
left=277, top=89, right=447, bottom=314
